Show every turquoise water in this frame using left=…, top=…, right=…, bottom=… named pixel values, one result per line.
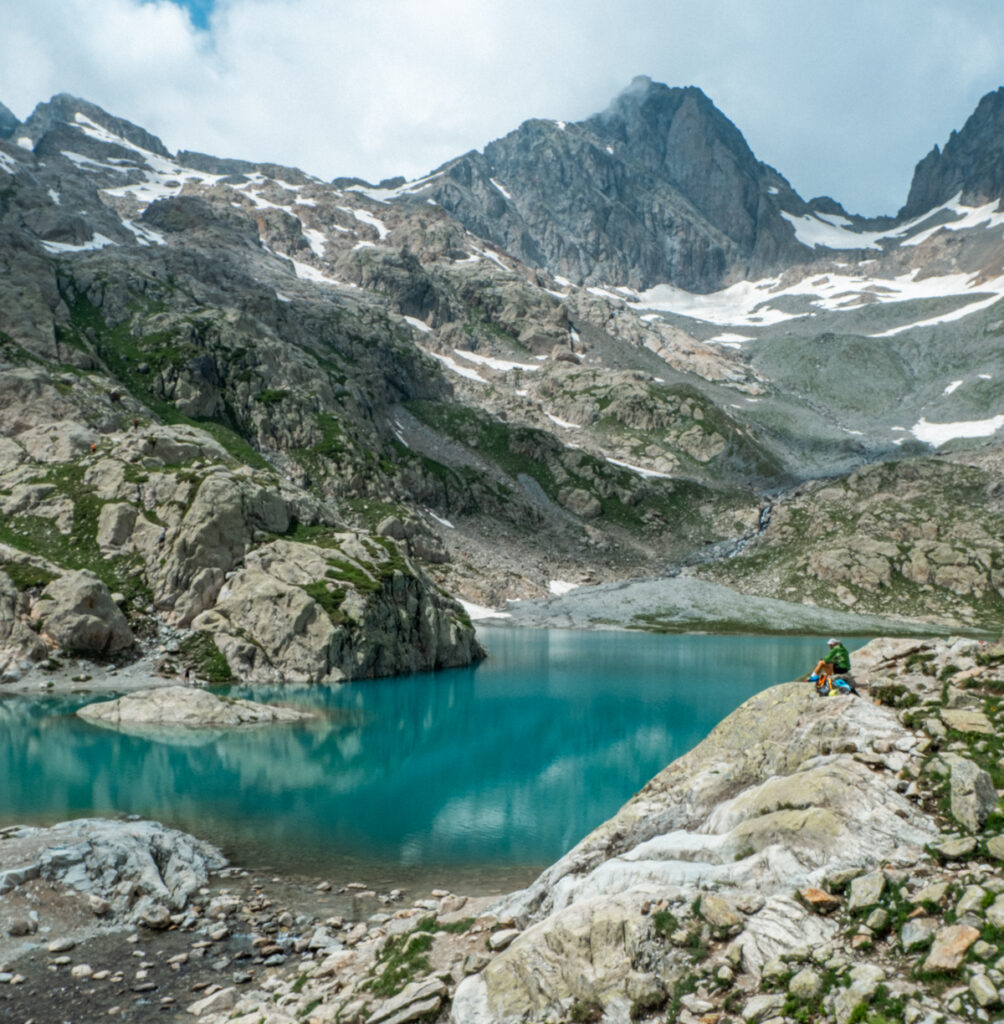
left=0, top=630, right=858, bottom=887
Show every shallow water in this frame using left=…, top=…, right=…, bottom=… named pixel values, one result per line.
left=0, top=629, right=861, bottom=891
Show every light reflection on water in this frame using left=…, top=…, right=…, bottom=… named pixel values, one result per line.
left=0, top=629, right=858, bottom=886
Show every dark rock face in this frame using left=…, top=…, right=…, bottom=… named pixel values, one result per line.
left=0, top=101, right=19, bottom=139
left=22, top=93, right=172, bottom=158
left=407, top=77, right=811, bottom=291
left=900, top=87, right=1004, bottom=219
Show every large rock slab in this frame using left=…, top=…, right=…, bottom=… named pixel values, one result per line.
left=33, top=569, right=132, bottom=654
left=76, top=685, right=314, bottom=731
left=451, top=683, right=937, bottom=1022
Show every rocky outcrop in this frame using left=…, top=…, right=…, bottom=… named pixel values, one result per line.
left=192, top=537, right=484, bottom=682
left=0, top=568, right=49, bottom=680
left=0, top=818, right=225, bottom=929
left=704, top=458, right=1004, bottom=631
left=76, top=686, right=314, bottom=730
left=33, top=569, right=133, bottom=654
left=442, top=635, right=1004, bottom=1024
left=901, top=87, right=1004, bottom=219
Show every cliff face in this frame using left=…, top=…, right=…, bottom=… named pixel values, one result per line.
left=408, top=78, right=810, bottom=291
left=900, top=87, right=1004, bottom=219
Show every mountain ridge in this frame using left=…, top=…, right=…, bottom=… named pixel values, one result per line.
left=0, top=77, right=1001, bottom=690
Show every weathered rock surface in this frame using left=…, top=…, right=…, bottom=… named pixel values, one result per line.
left=33, top=569, right=133, bottom=654
left=451, top=651, right=937, bottom=1023
left=76, top=685, right=314, bottom=730
left=193, top=537, right=484, bottom=682
left=0, top=818, right=225, bottom=937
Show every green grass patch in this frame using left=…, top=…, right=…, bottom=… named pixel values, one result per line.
left=178, top=631, right=233, bottom=684
left=363, top=930, right=433, bottom=999
left=0, top=562, right=57, bottom=591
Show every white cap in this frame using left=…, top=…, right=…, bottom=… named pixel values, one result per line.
left=827, top=638, right=839, bottom=645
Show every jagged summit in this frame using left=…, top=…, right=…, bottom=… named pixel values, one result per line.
left=21, top=93, right=172, bottom=159
left=900, top=86, right=1004, bottom=219
left=400, top=76, right=811, bottom=292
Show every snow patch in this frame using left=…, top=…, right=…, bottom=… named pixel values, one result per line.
left=404, top=316, right=432, bottom=333
left=16, top=136, right=32, bottom=151
left=549, top=580, right=578, bottom=596
left=426, top=510, right=454, bottom=529
left=458, top=599, right=510, bottom=621
left=900, top=195, right=1004, bottom=247
left=911, top=415, right=1004, bottom=447
left=782, top=211, right=885, bottom=250
left=453, top=349, right=540, bottom=373
left=606, top=457, right=673, bottom=480
left=870, top=283, right=1004, bottom=337
left=302, top=227, right=327, bottom=257
left=61, top=150, right=131, bottom=173
left=545, top=412, right=581, bottom=429
left=707, top=332, right=755, bottom=344
left=121, top=219, right=166, bottom=246
left=489, top=177, right=513, bottom=200
left=338, top=205, right=390, bottom=239
left=424, top=350, right=487, bottom=383
left=943, top=380, right=963, bottom=396
left=40, top=233, right=117, bottom=254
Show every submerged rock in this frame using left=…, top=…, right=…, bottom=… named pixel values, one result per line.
left=76, top=685, right=314, bottom=730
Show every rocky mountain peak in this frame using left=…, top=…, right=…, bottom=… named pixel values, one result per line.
left=900, top=86, right=1004, bottom=219
left=408, top=77, right=810, bottom=292
left=21, top=93, right=172, bottom=159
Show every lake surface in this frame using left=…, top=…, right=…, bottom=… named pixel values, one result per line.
left=0, top=630, right=859, bottom=891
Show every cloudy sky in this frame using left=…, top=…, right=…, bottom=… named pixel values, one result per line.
left=2, top=0, right=1002, bottom=216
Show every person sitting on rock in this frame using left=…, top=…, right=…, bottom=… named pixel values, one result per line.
left=809, top=638, right=859, bottom=695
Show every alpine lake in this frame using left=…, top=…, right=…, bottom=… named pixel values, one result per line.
left=0, top=629, right=866, bottom=894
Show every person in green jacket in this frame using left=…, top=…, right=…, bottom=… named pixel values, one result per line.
left=808, top=638, right=859, bottom=695
left=816, top=638, right=851, bottom=677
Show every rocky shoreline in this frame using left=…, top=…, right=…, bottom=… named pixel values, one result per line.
left=1, top=633, right=1003, bottom=1023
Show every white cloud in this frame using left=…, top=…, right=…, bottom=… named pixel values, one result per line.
left=0, top=1, right=1002, bottom=214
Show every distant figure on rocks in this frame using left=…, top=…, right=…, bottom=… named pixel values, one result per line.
left=90, top=441, right=97, bottom=454
left=806, top=638, right=859, bottom=696
left=133, top=418, right=139, bottom=432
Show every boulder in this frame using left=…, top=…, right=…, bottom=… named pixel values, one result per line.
left=940, top=708, right=994, bottom=734
left=942, top=754, right=998, bottom=832
left=33, top=570, right=133, bottom=654
left=847, top=870, right=885, bottom=911
left=901, top=916, right=938, bottom=951
left=923, top=924, right=980, bottom=972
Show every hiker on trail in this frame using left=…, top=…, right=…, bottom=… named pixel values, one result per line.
left=808, top=638, right=860, bottom=696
